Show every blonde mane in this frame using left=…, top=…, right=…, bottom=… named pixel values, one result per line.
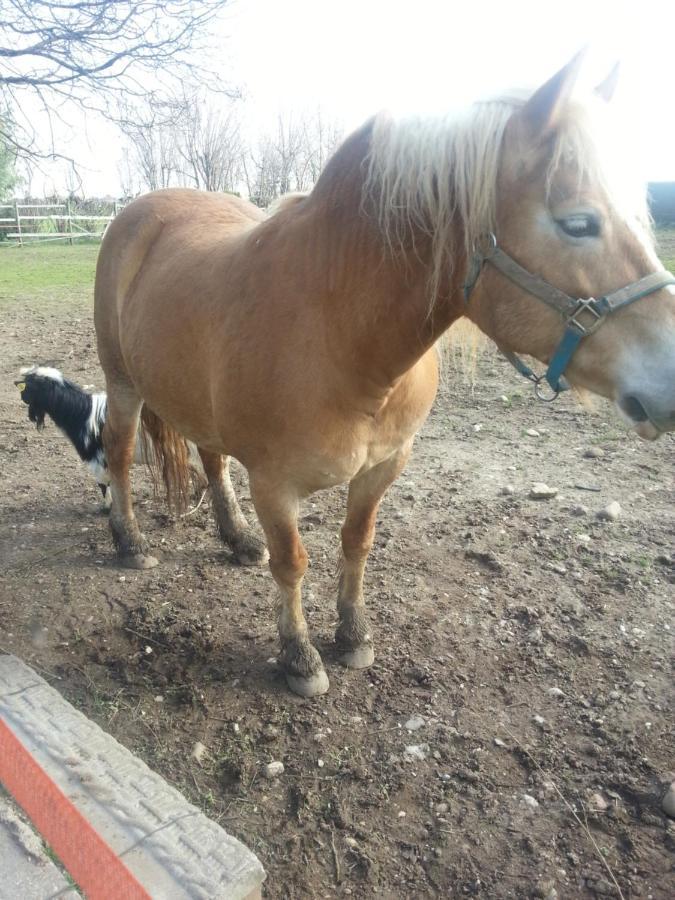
left=363, top=93, right=651, bottom=304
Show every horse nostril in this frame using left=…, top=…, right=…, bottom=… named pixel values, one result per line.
left=620, top=395, right=649, bottom=423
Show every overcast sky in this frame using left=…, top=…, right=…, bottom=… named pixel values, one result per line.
left=28, top=0, right=675, bottom=195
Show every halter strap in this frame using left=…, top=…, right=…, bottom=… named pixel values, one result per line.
left=464, top=234, right=675, bottom=397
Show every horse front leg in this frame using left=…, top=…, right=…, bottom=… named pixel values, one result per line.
left=336, top=442, right=413, bottom=667
left=250, top=478, right=329, bottom=697
left=197, top=449, right=268, bottom=566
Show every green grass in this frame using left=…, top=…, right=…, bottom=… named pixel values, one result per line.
left=0, top=241, right=99, bottom=309
left=655, top=226, right=675, bottom=271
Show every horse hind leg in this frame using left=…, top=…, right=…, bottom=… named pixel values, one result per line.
left=336, top=442, right=413, bottom=668
left=197, top=449, right=268, bottom=566
left=104, top=383, right=158, bottom=569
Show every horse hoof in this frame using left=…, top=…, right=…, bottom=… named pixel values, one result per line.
left=120, top=553, right=159, bottom=570
left=234, top=545, right=269, bottom=567
left=286, top=669, right=330, bottom=698
left=233, top=534, right=269, bottom=567
left=339, top=643, right=375, bottom=669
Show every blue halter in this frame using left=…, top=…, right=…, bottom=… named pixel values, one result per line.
left=463, top=233, right=675, bottom=400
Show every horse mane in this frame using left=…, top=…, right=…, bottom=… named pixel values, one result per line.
left=362, top=93, right=651, bottom=304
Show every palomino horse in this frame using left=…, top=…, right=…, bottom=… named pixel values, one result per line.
left=95, top=54, right=675, bottom=696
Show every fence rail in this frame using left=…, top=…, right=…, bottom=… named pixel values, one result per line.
left=0, top=201, right=121, bottom=244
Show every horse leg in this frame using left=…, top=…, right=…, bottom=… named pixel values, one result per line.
left=336, top=442, right=413, bottom=668
left=104, top=383, right=158, bottom=570
left=250, top=478, right=328, bottom=697
left=197, top=449, right=268, bottom=566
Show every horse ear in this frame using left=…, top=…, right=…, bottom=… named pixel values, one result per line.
left=519, top=49, right=587, bottom=138
left=595, top=62, right=620, bottom=102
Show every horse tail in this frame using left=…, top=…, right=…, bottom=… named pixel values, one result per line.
left=139, top=406, right=197, bottom=513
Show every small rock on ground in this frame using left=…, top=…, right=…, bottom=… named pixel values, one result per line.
left=530, top=483, right=558, bottom=500
left=662, top=782, right=675, bottom=819
left=191, top=741, right=207, bottom=763
left=404, top=744, right=429, bottom=761
left=404, top=715, right=425, bottom=731
left=589, top=792, right=609, bottom=811
left=597, top=501, right=622, bottom=521
left=263, top=761, right=285, bottom=778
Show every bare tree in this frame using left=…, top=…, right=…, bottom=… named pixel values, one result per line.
left=0, top=0, right=233, bottom=161
left=117, top=148, right=138, bottom=199
left=118, top=99, right=185, bottom=191
left=0, top=111, right=17, bottom=197
left=242, top=136, right=281, bottom=208
left=303, top=110, right=343, bottom=184
left=244, top=111, right=343, bottom=207
left=119, top=93, right=243, bottom=194
left=177, top=98, right=243, bottom=192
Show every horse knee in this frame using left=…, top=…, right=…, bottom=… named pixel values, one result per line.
left=270, top=543, right=308, bottom=587
left=341, top=521, right=375, bottom=561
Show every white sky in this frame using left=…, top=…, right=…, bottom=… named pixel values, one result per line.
left=27, top=0, right=675, bottom=194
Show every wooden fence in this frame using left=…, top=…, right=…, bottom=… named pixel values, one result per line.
left=0, top=200, right=121, bottom=244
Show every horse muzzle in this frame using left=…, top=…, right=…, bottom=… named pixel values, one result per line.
left=617, top=393, right=675, bottom=440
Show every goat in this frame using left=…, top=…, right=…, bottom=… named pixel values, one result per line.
left=15, top=366, right=204, bottom=510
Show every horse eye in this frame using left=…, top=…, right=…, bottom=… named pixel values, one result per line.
left=556, top=214, right=600, bottom=239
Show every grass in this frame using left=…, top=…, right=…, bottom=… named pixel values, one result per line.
left=655, top=226, right=675, bottom=271
left=0, top=241, right=99, bottom=310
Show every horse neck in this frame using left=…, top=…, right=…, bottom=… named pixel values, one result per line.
left=305, top=129, right=465, bottom=386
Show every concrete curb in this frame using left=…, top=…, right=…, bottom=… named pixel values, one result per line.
left=0, top=793, right=75, bottom=897
left=0, top=655, right=265, bottom=899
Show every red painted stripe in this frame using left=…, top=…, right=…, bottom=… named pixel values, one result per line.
left=0, top=717, right=151, bottom=900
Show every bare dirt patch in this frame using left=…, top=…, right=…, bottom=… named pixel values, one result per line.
left=1, top=302, right=673, bottom=899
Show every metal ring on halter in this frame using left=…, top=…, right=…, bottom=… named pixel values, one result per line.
left=475, top=232, right=497, bottom=259
left=534, top=376, right=561, bottom=402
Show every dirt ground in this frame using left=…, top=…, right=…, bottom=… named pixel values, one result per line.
left=0, top=301, right=673, bottom=899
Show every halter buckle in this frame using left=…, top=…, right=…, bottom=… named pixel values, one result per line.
left=567, top=298, right=604, bottom=336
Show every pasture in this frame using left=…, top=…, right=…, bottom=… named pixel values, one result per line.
left=0, top=240, right=673, bottom=898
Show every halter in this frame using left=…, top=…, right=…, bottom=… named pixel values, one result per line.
left=463, top=233, right=675, bottom=401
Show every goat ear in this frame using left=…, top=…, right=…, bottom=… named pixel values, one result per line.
left=519, top=48, right=586, bottom=138
left=595, top=62, right=620, bottom=102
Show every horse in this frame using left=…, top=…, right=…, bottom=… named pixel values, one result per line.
left=94, top=53, right=675, bottom=697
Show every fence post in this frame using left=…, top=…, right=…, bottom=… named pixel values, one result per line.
left=66, top=199, right=73, bottom=245
left=14, top=201, right=22, bottom=246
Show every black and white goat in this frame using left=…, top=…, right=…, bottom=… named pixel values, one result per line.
left=15, top=366, right=202, bottom=509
